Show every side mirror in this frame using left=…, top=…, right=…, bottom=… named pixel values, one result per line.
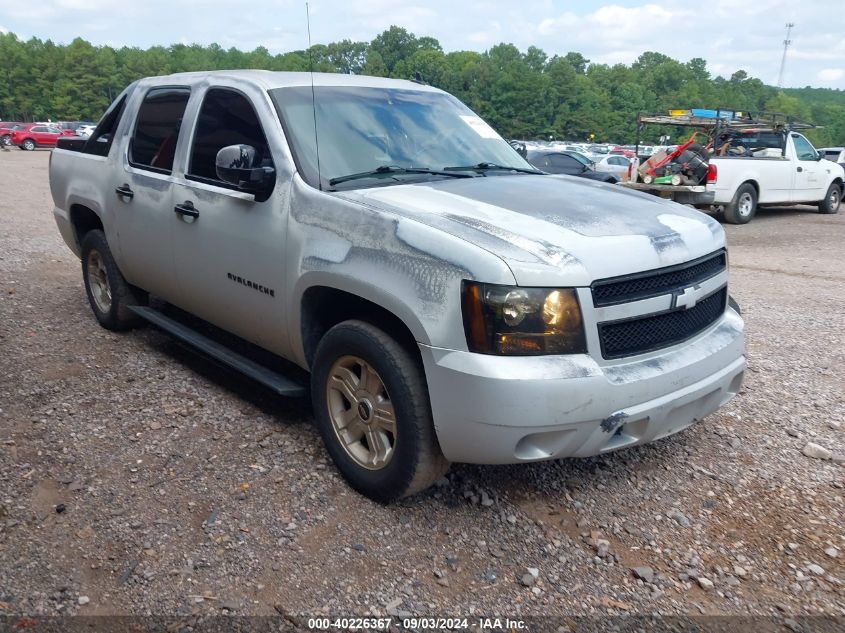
left=817, top=150, right=824, bottom=161
left=216, top=145, right=275, bottom=192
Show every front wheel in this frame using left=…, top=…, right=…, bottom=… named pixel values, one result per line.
left=21, top=139, right=35, bottom=151
left=818, top=183, right=841, bottom=214
left=80, top=230, right=143, bottom=330
left=311, top=320, right=449, bottom=502
left=723, top=183, right=757, bottom=224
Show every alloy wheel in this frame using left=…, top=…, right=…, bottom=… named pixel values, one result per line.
left=326, top=355, right=397, bottom=470
left=86, top=250, right=112, bottom=314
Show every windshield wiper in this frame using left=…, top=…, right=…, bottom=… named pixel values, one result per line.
left=443, top=162, right=544, bottom=175
left=329, top=165, right=473, bottom=187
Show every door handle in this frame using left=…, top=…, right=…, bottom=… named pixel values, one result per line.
left=174, top=200, right=199, bottom=218
left=797, top=166, right=803, bottom=172
left=115, top=184, right=134, bottom=199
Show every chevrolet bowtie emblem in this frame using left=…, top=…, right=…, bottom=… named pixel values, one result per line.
left=672, top=284, right=706, bottom=310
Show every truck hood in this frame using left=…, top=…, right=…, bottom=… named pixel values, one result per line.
left=334, top=174, right=725, bottom=286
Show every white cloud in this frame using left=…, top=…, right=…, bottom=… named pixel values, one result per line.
left=818, top=68, right=845, bottom=83
left=467, top=21, right=502, bottom=46
left=55, top=0, right=113, bottom=9
left=0, top=24, right=8, bottom=33
left=538, top=4, right=692, bottom=42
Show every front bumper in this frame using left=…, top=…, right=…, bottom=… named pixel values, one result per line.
left=420, top=308, right=745, bottom=464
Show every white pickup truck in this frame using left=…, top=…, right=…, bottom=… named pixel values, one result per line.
left=49, top=71, right=746, bottom=501
left=627, top=129, right=844, bottom=224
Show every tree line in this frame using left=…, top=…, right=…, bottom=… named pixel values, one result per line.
left=1, top=26, right=844, bottom=146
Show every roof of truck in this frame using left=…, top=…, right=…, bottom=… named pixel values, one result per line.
left=137, top=70, right=443, bottom=93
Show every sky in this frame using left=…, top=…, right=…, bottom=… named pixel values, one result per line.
left=0, top=0, right=842, bottom=89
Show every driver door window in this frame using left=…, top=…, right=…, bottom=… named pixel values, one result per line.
left=187, top=88, right=274, bottom=196
left=792, top=134, right=817, bottom=161
left=548, top=154, right=580, bottom=174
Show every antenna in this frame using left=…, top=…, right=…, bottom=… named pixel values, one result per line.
left=306, top=2, right=322, bottom=190
left=777, top=22, right=794, bottom=88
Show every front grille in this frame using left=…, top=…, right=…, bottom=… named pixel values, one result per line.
left=592, top=250, right=726, bottom=307
left=598, top=288, right=727, bottom=359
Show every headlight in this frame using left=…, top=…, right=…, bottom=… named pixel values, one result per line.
left=461, top=281, right=587, bottom=355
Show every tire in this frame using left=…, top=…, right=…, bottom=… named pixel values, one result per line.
left=1, top=135, right=10, bottom=146
left=80, top=229, right=143, bottom=330
left=818, top=183, right=841, bottom=214
left=723, top=183, right=757, bottom=224
left=21, top=138, right=35, bottom=151
left=311, top=320, right=449, bottom=502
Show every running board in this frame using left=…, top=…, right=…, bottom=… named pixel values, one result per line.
left=128, top=306, right=306, bottom=397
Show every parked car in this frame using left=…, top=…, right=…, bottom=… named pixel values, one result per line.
left=0, top=122, right=24, bottom=146
left=593, top=154, right=631, bottom=179
left=819, top=147, right=845, bottom=170
left=50, top=71, right=745, bottom=501
left=76, top=124, right=98, bottom=138
left=10, top=123, right=74, bottom=150
left=56, top=121, right=92, bottom=132
left=526, top=149, right=618, bottom=183
left=611, top=146, right=636, bottom=158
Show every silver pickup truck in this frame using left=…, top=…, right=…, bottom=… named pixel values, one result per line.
left=49, top=71, right=746, bottom=501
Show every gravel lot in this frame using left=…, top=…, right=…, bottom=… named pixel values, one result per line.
left=1, top=150, right=843, bottom=622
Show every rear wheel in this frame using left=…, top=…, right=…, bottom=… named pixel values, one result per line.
left=723, top=183, right=757, bottom=224
left=1, top=135, right=10, bottom=146
left=21, top=138, right=35, bottom=151
left=311, top=320, right=449, bottom=502
left=80, top=230, right=143, bottom=330
left=818, top=183, right=841, bottom=214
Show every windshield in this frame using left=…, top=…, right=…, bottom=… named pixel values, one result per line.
left=567, top=151, right=593, bottom=166
left=270, top=85, right=534, bottom=190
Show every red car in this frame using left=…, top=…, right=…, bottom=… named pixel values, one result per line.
left=10, top=123, right=75, bottom=150
left=610, top=146, right=636, bottom=158
left=0, top=122, right=24, bottom=146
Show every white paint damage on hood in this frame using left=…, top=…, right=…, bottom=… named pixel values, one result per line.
left=335, top=174, right=725, bottom=287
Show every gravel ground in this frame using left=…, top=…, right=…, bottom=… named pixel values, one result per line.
left=1, top=150, right=843, bottom=621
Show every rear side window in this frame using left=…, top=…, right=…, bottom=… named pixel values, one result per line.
left=187, top=88, right=273, bottom=190
left=734, top=131, right=783, bottom=150
left=85, top=87, right=134, bottom=157
left=130, top=87, right=191, bottom=173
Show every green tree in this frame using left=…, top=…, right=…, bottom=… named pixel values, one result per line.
left=369, top=26, right=441, bottom=76
left=0, top=27, right=842, bottom=143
